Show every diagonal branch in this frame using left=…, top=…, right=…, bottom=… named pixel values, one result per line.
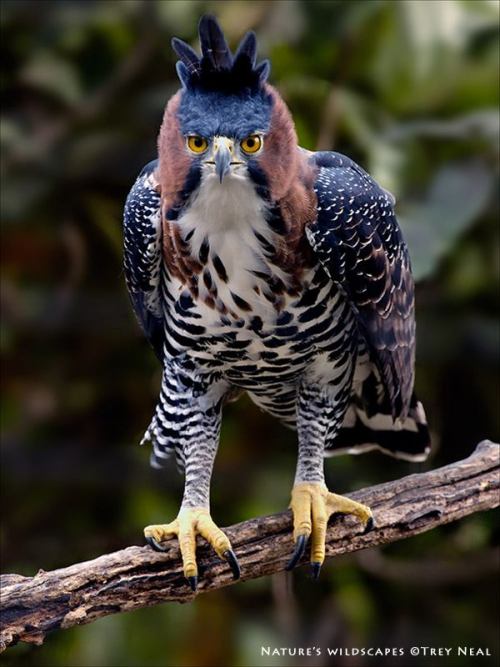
left=1, top=440, right=498, bottom=652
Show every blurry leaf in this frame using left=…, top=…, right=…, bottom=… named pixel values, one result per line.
left=123, top=485, right=178, bottom=530
left=237, top=621, right=286, bottom=667
left=387, top=109, right=500, bottom=142
left=0, top=393, right=21, bottom=433
left=257, top=0, right=305, bottom=47
left=156, top=0, right=204, bottom=31
left=399, top=0, right=470, bottom=66
left=337, top=87, right=379, bottom=149
left=0, top=171, right=51, bottom=220
left=398, top=160, right=495, bottom=281
left=216, top=2, right=269, bottom=45
left=20, top=51, right=82, bottom=105
left=367, top=137, right=406, bottom=200
left=368, top=1, right=498, bottom=113
left=336, top=580, right=376, bottom=635
left=67, top=130, right=129, bottom=176
left=0, top=118, right=23, bottom=149
left=86, top=196, right=123, bottom=256
left=444, top=243, right=488, bottom=299
left=453, top=517, right=493, bottom=552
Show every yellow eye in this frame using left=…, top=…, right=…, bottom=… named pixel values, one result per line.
left=187, top=136, right=208, bottom=153
left=240, top=134, right=262, bottom=154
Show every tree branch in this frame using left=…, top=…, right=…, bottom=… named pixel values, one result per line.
left=1, top=440, right=498, bottom=652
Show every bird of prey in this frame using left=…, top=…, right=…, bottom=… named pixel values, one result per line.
left=123, top=15, right=430, bottom=591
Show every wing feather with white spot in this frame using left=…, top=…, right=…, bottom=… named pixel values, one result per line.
left=307, top=152, right=415, bottom=418
left=123, top=160, right=164, bottom=360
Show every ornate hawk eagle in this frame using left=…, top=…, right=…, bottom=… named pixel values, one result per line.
left=123, top=15, right=430, bottom=590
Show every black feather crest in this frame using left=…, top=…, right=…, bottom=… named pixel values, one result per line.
left=171, top=14, right=270, bottom=91
left=199, top=14, right=233, bottom=69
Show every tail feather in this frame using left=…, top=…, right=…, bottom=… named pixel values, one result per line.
left=326, top=365, right=431, bottom=461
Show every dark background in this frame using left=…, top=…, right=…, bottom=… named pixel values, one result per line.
left=1, top=1, right=499, bottom=666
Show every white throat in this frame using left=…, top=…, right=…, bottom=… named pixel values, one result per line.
left=184, top=171, right=267, bottom=232
left=171, top=172, right=288, bottom=315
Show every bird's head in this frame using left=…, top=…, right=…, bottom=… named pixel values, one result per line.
left=158, top=15, right=301, bottom=219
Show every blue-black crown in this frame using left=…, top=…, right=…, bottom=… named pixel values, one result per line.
left=172, top=15, right=270, bottom=92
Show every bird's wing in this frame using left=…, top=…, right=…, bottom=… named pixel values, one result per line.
left=306, top=152, right=415, bottom=418
left=123, top=160, right=164, bottom=360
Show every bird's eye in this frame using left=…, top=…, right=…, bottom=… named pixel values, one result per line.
left=240, top=135, right=262, bottom=154
left=187, top=136, right=208, bottom=153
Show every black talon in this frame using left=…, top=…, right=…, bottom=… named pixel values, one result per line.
left=188, top=575, right=198, bottom=592
left=223, top=549, right=241, bottom=580
left=285, top=534, right=308, bottom=571
left=145, top=536, right=168, bottom=552
left=310, top=561, right=322, bottom=580
left=363, top=516, right=375, bottom=534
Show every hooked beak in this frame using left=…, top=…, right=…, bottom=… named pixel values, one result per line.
left=213, top=137, right=233, bottom=183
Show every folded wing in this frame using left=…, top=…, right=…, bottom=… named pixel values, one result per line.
left=123, top=160, right=164, bottom=360
left=306, top=151, right=415, bottom=419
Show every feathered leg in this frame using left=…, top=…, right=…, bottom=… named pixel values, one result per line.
left=286, top=380, right=373, bottom=578
left=144, top=362, right=240, bottom=591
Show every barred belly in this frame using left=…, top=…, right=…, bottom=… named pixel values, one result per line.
left=161, top=260, right=359, bottom=429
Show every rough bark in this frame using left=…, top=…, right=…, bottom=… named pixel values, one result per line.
left=1, top=440, right=498, bottom=652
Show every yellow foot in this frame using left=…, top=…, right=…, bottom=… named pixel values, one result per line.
left=286, top=482, right=374, bottom=578
left=144, top=507, right=240, bottom=591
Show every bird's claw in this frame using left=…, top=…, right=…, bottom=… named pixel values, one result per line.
left=310, top=561, right=322, bottom=580
left=285, top=533, right=308, bottom=571
left=363, top=516, right=375, bottom=534
left=145, top=535, right=169, bottom=552
left=223, top=549, right=241, bottom=580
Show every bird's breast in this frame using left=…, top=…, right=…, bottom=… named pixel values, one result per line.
left=164, top=173, right=307, bottom=318
left=161, top=171, right=349, bottom=378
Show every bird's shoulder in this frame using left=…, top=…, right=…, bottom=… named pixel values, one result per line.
left=306, top=149, right=396, bottom=207
left=303, top=150, right=404, bottom=267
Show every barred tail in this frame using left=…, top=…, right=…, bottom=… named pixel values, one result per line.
left=326, top=368, right=431, bottom=461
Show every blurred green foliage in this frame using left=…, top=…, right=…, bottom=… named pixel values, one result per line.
left=1, top=1, right=499, bottom=666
